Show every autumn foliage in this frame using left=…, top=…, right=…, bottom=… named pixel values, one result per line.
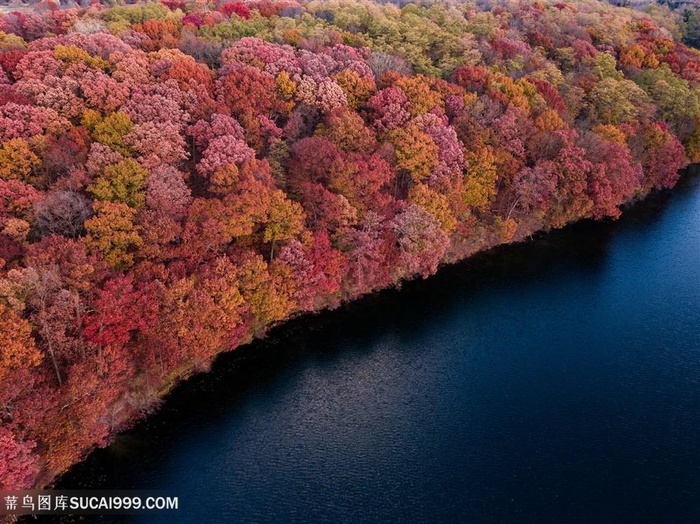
left=0, top=0, right=697, bottom=489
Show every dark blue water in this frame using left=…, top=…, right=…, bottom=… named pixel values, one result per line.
left=56, top=173, right=700, bottom=523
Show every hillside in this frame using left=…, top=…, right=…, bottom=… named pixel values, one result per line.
left=1, top=0, right=699, bottom=490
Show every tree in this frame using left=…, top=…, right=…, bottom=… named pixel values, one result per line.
left=216, top=66, right=286, bottom=120
left=685, top=9, right=700, bottom=49
left=14, top=73, right=85, bottom=119
left=633, top=123, right=687, bottom=192
left=263, top=190, right=305, bottom=260
left=144, top=165, right=192, bottom=221
left=390, top=203, right=449, bottom=279
left=85, top=111, right=134, bottom=156
left=492, top=105, right=530, bottom=160
left=581, top=130, right=642, bottom=219
left=320, top=108, right=377, bottom=154
left=0, top=102, right=71, bottom=142
left=635, top=63, right=700, bottom=144
left=83, top=275, right=158, bottom=376
left=547, top=131, right=595, bottom=227
left=149, top=257, right=247, bottom=372
left=196, top=135, right=256, bottom=178
left=512, top=161, right=558, bottom=217
left=83, top=201, right=142, bottom=270
left=394, top=75, right=444, bottom=116
left=88, top=159, right=148, bottom=210
left=39, top=287, right=85, bottom=381
left=340, top=211, right=393, bottom=296
left=125, top=121, right=188, bottom=169
left=0, top=178, right=42, bottom=232
left=40, top=128, right=90, bottom=181
left=419, top=117, right=465, bottom=188
left=187, top=114, right=246, bottom=151
left=164, top=55, right=215, bottom=94
left=179, top=198, right=231, bottom=263
left=333, top=69, right=376, bottom=110
left=367, top=87, right=411, bottom=133
left=462, top=146, right=499, bottom=211
left=35, top=190, right=92, bottom=239
left=122, top=83, right=191, bottom=128
left=408, top=183, right=457, bottom=234
left=132, top=20, right=179, bottom=51
left=25, top=235, right=98, bottom=293
left=287, top=136, right=342, bottom=188
left=236, top=251, right=295, bottom=329
left=327, top=152, right=393, bottom=215
left=587, top=78, right=651, bottom=125
left=0, top=138, right=40, bottom=182
left=0, top=303, right=42, bottom=384
left=0, top=428, right=40, bottom=489
left=278, top=231, right=344, bottom=310
left=388, top=124, right=440, bottom=184
left=294, top=182, right=358, bottom=233
left=294, top=76, right=348, bottom=113
left=77, top=68, right=129, bottom=114
left=453, top=65, right=490, bottom=94
left=0, top=265, right=85, bottom=386
left=219, top=3, right=252, bottom=19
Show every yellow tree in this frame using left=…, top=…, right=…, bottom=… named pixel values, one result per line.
left=263, top=190, right=305, bottom=261
left=0, top=303, right=42, bottom=384
left=237, top=252, right=296, bottom=330
left=462, top=146, right=498, bottom=211
left=333, top=69, right=376, bottom=110
left=408, top=184, right=457, bottom=234
left=88, top=158, right=148, bottom=210
left=83, top=111, right=134, bottom=156
left=83, top=201, right=143, bottom=270
left=388, top=124, right=439, bottom=184
left=394, top=75, right=443, bottom=116
left=0, top=139, right=39, bottom=181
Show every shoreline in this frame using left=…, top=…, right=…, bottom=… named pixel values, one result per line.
left=43, top=165, right=698, bottom=491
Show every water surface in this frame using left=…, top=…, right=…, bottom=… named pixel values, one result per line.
left=56, top=173, right=700, bottom=523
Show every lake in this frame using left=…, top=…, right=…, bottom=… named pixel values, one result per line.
left=53, top=171, right=700, bottom=523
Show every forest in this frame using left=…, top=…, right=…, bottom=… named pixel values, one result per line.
left=1, top=0, right=699, bottom=489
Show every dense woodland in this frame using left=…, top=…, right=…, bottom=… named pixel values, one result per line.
left=0, top=0, right=699, bottom=489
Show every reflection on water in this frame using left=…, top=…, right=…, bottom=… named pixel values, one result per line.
left=51, top=172, right=700, bottom=524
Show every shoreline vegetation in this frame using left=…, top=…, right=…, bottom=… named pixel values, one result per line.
left=50, top=162, right=698, bottom=498
left=1, top=0, right=699, bottom=495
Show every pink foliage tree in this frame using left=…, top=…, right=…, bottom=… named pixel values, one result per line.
left=145, top=165, right=192, bottom=221
left=390, top=203, right=449, bottom=279
left=187, top=113, right=246, bottom=150
left=196, top=135, right=256, bottom=177
left=0, top=103, right=71, bottom=141
left=15, top=74, right=85, bottom=119
left=294, top=76, right=347, bottom=113
left=367, top=87, right=411, bottom=133
left=221, top=37, right=300, bottom=76
left=125, top=121, right=188, bottom=169
left=342, top=212, right=392, bottom=295
left=75, top=68, right=130, bottom=114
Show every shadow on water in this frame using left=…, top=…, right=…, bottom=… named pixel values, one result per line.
left=40, top=169, right=699, bottom=523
